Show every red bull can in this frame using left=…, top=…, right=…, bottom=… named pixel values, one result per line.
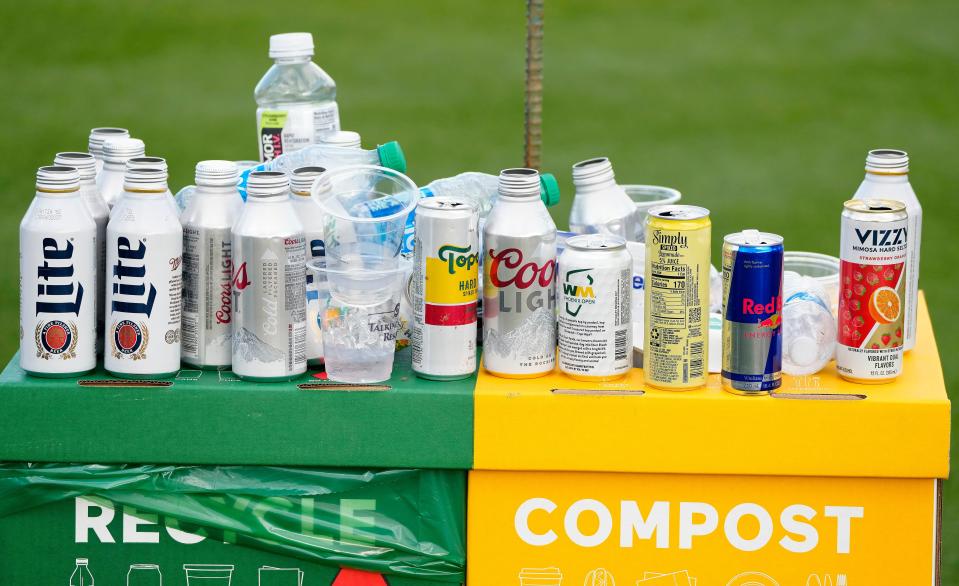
left=721, top=229, right=784, bottom=395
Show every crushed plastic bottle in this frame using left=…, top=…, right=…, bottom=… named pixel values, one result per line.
left=782, top=270, right=837, bottom=376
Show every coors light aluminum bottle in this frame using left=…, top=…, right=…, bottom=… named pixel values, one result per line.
left=104, top=166, right=183, bottom=378
left=54, top=152, right=109, bottom=354
left=181, top=161, right=244, bottom=369
left=290, top=166, right=328, bottom=366
left=482, top=168, right=557, bottom=378
left=231, top=171, right=307, bottom=381
left=20, top=166, right=97, bottom=377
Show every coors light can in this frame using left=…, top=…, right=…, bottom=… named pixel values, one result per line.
left=20, top=166, right=97, bottom=377
left=231, top=171, right=307, bottom=381
left=104, top=166, right=183, bottom=379
left=482, top=168, right=557, bottom=378
left=181, top=161, right=243, bottom=369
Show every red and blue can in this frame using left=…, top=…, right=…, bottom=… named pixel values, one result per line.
left=721, top=230, right=784, bottom=395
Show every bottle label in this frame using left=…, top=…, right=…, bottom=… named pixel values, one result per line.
left=257, top=103, right=341, bottom=162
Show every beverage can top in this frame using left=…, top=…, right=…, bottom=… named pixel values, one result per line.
left=648, top=204, right=710, bottom=221
left=247, top=170, right=290, bottom=197
left=724, top=229, right=784, bottom=248
left=127, top=156, right=167, bottom=172
left=195, top=160, right=239, bottom=186
left=290, top=166, right=327, bottom=195
left=53, top=152, right=96, bottom=180
left=565, top=233, right=627, bottom=251
left=102, top=137, right=145, bottom=163
left=269, top=32, right=314, bottom=59
left=320, top=130, right=362, bottom=149
left=418, top=196, right=476, bottom=214
left=88, top=127, right=129, bottom=154
left=865, top=149, right=909, bottom=174
left=843, top=198, right=907, bottom=216
left=36, top=165, right=80, bottom=191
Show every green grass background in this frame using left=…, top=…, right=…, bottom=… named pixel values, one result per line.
left=2, top=0, right=957, bottom=577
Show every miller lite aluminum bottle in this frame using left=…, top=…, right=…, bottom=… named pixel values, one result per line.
left=20, top=166, right=97, bottom=377
left=98, top=137, right=144, bottom=208
left=181, top=161, right=243, bottom=369
left=54, top=152, right=109, bottom=354
left=231, top=171, right=307, bottom=381
left=88, top=127, right=129, bottom=174
left=290, top=166, right=328, bottom=365
left=105, top=166, right=183, bottom=378
left=482, top=168, right=557, bottom=378
left=126, top=156, right=180, bottom=215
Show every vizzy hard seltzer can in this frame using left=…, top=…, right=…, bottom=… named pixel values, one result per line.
left=644, top=205, right=710, bottom=390
left=105, top=166, right=183, bottom=379
left=482, top=168, right=557, bottom=378
left=721, top=229, right=784, bottom=395
left=837, top=199, right=907, bottom=383
left=20, top=166, right=97, bottom=377
left=231, top=171, right=307, bottom=381
left=558, top=234, right=632, bottom=381
left=412, top=197, right=479, bottom=380
left=290, top=166, right=328, bottom=366
left=181, top=161, right=243, bottom=369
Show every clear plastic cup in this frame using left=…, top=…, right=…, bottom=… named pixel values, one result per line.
left=622, top=184, right=682, bottom=241
left=183, top=564, right=234, bottom=586
left=784, top=251, right=840, bottom=315
left=312, top=165, right=419, bottom=270
left=309, top=258, right=411, bottom=383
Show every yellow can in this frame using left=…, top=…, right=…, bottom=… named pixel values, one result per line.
left=643, top=205, right=711, bottom=390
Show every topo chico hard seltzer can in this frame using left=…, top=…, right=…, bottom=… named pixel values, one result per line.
left=104, top=166, right=183, bottom=379
left=181, top=160, right=243, bottom=370
left=231, top=171, right=307, bottom=382
left=558, top=234, right=632, bottom=381
left=20, top=166, right=97, bottom=377
left=482, top=168, right=557, bottom=378
left=721, top=229, right=784, bottom=395
left=643, top=205, right=711, bottom=390
left=836, top=199, right=908, bottom=383
left=412, top=196, right=479, bottom=380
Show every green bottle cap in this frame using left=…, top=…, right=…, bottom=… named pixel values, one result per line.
left=376, top=142, right=407, bottom=174
left=539, top=172, right=560, bottom=207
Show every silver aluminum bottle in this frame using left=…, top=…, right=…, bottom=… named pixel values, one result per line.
left=412, top=197, right=479, bottom=380
left=19, top=166, right=97, bottom=377
left=98, top=137, right=144, bottom=209
left=88, top=127, right=129, bottom=175
left=568, top=157, right=639, bottom=240
left=558, top=234, right=632, bottom=381
left=482, top=168, right=557, bottom=378
left=180, top=161, right=244, bottom=369
left=54, top=152, right=109, bottom=355
left=104, top=167, right=183, bottom=379
left=290, top=166, right=329, bottom=365
left=231, top=171, right=307, bottom=381
left=126, top=156, right=181, bottom=216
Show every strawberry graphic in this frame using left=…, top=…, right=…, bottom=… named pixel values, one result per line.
left=884, top=268, right=896, bottom=282
left=853, top=270, right=864, bottom=282
left=896, top=327, right=902, bottom=338
left=851, top=299, right=861, bottom=311
left=852, top=330, right=862, bottom=341
left=866, top=273, right=879, bottom=286
left=853, top=315, right=865, bottom=327
left=842, top=309, right=852, bottom=322
left=844, top=288, right=853, bottom=299
left=853, top=283, right=866, bottom=296
left=881, top=334, right=892, bottom=345
left=871, top=343, right=880, bottom=349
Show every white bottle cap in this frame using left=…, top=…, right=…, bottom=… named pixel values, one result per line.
left=269, top=32, right=314, bottom=59
left=36, top=166, right=80, bottom=191
left=320, top=131, right=362, bottom=149
left=196, top=160, right=239, bottom=187
left=571, top=157, right=616, bottom=187
left=102, top=138, right=145, bottom=163
left=865, top=149, right=909, bottom=174
left=123, top=167, right=168, bottom=191
left=53, top=152, right=97, bottom=180
left=88, top=127, right=129, bottom=156
left=290, top=166, right=328, bottom=196
left=247, top=171, right=290, bottom=197
left=498, top=168, right=541, bottom=198
left=127, top=156, right=168, bottom=172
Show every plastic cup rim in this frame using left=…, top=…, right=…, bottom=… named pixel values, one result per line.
left=311, top=164, right=419, bottom=223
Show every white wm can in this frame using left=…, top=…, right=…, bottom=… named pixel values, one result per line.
left=558, top=234, right=632, bottom=380
left=412, top=197, right=479, bottom=380
left=181, top=161, right=244, bottom=369
left=231, top=171, right=307, bottom=381
left=20, top=166, right=97, bottom=377
left=104, top=167, right=183, bottom=378
left=290, top=166, right=329, bottom=366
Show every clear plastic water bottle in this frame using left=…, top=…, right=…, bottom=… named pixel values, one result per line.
left=70, top=558, right=94, bottom=586
left=782, top=271, right=837, bottom=376
left=255, top=32, right=340, bottom=162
